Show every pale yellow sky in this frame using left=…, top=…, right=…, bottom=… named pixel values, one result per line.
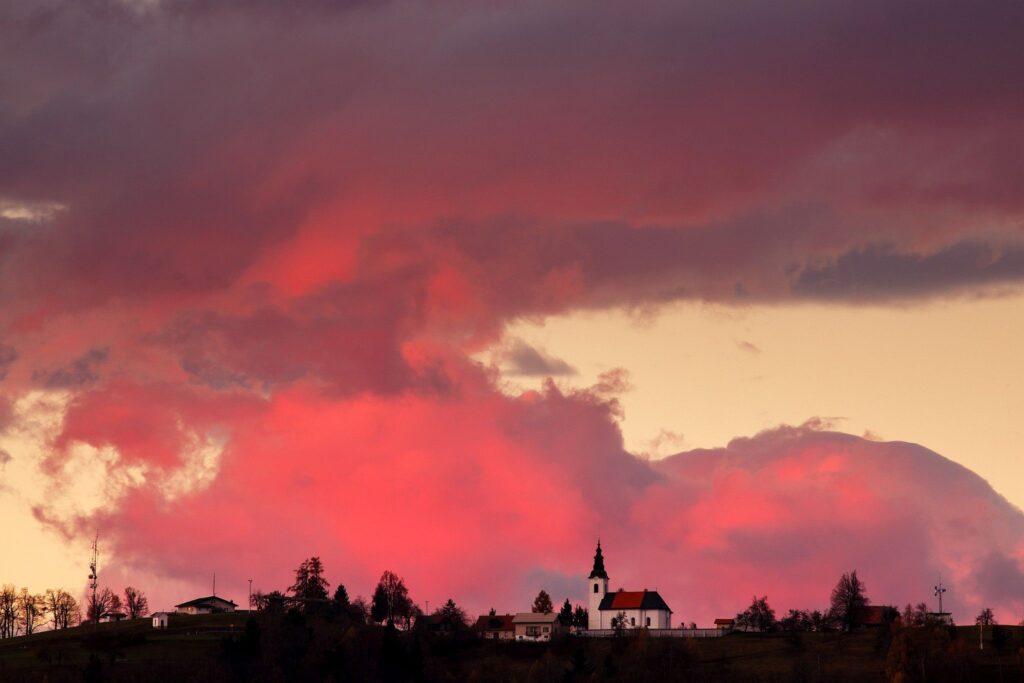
left=498, top=293, right=1024, bottom=512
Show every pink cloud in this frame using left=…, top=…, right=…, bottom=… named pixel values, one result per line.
left=37, top=377, right=1024, bottom=625
left=1, top=0, right=1023, bottom=628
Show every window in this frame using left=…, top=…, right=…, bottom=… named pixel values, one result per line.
left=646, top=617, right=651, bottom=627
left=594, top=583, right=599, bottom=593
left=631, top=617, right=636, bottom=626
left=542, top=626, right=549, bottom=632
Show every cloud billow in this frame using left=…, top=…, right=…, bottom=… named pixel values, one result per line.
left=1, top=0, right=1023, bottom=622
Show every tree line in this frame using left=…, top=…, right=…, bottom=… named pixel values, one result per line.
left=733, top=570, right=1014, bottom=633
left=250, top=558, right=591, bottom=634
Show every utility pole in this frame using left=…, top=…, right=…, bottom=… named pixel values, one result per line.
left=248, top=579, right=253, bottom=611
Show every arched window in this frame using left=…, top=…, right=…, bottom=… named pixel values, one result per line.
left=593, top=583, right=599, bottom=593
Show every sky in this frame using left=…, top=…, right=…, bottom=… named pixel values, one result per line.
left=1, top=0, right=1023, bottom=626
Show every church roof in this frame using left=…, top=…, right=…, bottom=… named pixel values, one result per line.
left=598, top=589, right=671, bottom=613
left=588, top=540, right=609, bottom=580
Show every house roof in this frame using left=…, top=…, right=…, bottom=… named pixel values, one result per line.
left=714, top=618, right=735, bottom=625
left=473, top=614, right=515, bottom=631
left=175, top=595, right=238, bottom=608
left=512, top=612, right=559, bottom=624
left=101, top=611, right=126, bottom=618
left=598, top=589, right=671, bottom=613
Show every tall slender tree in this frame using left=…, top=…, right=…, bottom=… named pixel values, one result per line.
left=289, top=557, right=331, bottom=612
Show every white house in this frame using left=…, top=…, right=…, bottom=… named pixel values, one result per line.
left=587, top=541, right=672, bottom=630
left=98, top=610, right=127, bottom=623
left=152, top=612, right=171, bottom=629
left=512, top=612, right=560, bottom=641
left=174, top=595, right=237, bottom=615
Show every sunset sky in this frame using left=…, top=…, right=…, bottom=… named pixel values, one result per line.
left=1, top=0, right=1023, bottom=625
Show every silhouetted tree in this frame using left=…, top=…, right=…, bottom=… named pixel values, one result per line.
left=975, top=607, right=996, bottom=626
left=124, top=586, right=149, bottom=618
left=45, top=589, right=79, bottom=630
left=289, top=557, right=331, bottom=611
left=371, top=570, right=412, bottom=626
left=16, top=589, right=42, bottom=635
left=333, top=583, right=349, bottom=608
left=830, top=570, right=869, bottom=632
left=86, top=587, right=116, bottom=623
left=612, top=611, right=628, bottom=637
left=736, top=596, right=776, bottom=632
left=350, top=595, right=369, bottom=623
left=780, top=609, right=814, bottom=632
left=902, top=602, right=930, bottom=626
left=573, top=605, right=589, bottom=629
left=0, top=585, right=18, bottom=638
left=558, top=599, right=574, bottom=626
left=532, top=589, right=554, bottom=614
left=434, top=598, right=467, bottom=631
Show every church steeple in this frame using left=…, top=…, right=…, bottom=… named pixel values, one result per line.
left=588, top=539, right=609, bottom=580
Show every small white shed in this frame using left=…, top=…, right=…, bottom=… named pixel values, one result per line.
left=152, top=612, right=171, bottom=629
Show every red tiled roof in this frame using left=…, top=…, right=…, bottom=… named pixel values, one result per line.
left=473, top=614, right=515, bottom=631
left=714, top=618, right=735, bottom=625
left=598, top=589, right=671, bottom=612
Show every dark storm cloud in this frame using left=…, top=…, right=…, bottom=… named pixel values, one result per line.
left=792, top=241, right=1024, bottom=300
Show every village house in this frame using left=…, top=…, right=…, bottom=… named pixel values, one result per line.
left=474, top=613, right=515, bottom=640
left=98, top=610, right=127, bottom=623
left=587, top=541, right=673, bottom=630
left=714, top=618, right=735, bottom=631
left=174, top=595, right=237, bottom=615
left=152, top=612, right=171, bottom=629
left=512, top=612, right=560, bottom=641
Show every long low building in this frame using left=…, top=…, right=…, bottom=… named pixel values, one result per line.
left=174, top=596, right=237, bottom=615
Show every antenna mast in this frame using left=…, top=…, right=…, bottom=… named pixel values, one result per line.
left=88, top=531, right=99, bottom=624
left=933, top=577, right=947, bottom=614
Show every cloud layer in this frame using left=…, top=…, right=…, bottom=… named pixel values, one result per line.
left=1, top=0, right=1023, bottom=623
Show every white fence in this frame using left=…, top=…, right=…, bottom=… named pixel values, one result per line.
left=574, top=628, right=727, bottom=639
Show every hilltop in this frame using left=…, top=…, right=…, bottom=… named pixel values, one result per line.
left=0, top=611, right=1022, bottom=682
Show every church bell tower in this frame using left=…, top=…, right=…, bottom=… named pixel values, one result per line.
left=587, top=540, right=609, bottom=630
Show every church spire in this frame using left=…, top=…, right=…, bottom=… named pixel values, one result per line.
left=588, top=539, right=609, bottom=579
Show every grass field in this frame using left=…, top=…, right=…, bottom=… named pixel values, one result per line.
left=0, top=616, right=1021, bottom=682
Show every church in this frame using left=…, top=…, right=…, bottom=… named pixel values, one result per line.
left=587, top=541, right=673, bottom=630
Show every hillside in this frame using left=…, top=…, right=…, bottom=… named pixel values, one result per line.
left=0, top=614, right=1021, bottom=682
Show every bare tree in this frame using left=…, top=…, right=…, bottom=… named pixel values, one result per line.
left=124, top=587, right=149, bottom=619
left=45, top=590, right=80, bottom=630
left=87, top=587, right=115, bottom=623
left=975, top=607, right=996, bottom=626
left=0, top=585, right=18, bottom=638
left=16, top=589, right=43, bottom=636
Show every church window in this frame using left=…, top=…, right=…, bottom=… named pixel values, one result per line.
left=593, top=583, right=599, bottom=593
left=646, top=617, right=651, bottom=626
left=631, top=617, right=636, bottom=626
